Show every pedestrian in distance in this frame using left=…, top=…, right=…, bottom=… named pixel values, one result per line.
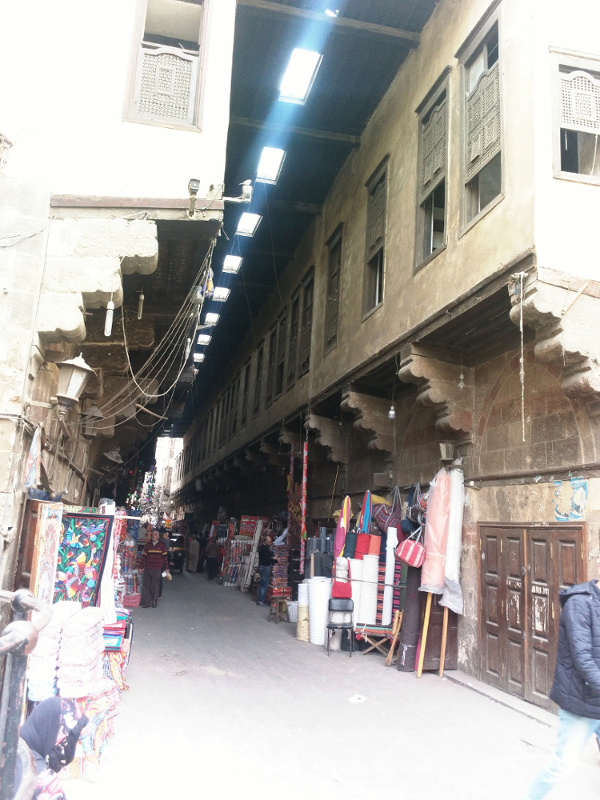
left=204, top=534, right=222, bottom=581
left=256, top=534, right=277, bottom=606
left=522, top=579, right=600, bottom=799
left=188, top=535, right=200, bottom=572
left=140, top=527, right=169, bottom=608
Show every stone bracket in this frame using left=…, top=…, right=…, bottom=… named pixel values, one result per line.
left=340, top=389, right=394, bottom=453
left=397, top=344, right=474, bottom=437
left=259, top=439, right=283, bottom=467
left=305, top=413, right=348, bottom=463
left=509, top=269, right=600, bottom=419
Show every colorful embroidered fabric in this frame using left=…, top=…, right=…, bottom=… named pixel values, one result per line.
left=54, top=513, right=113, bottom=607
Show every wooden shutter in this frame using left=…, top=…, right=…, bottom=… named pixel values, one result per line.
left=299, top=276, right=314, bottom=376
left=325, top=236, right=341, bottom=350
left=287, top=296, right=299, bottom=388
left=419, top=98, right=447, bottom=203
left=465, top=61, right=501, bottom=182
left=560, top=69, right=600, bottom=134
left=367, top=174, right=386, bottom=255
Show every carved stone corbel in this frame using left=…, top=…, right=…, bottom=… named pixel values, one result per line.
left=397, top=344, right=473, bottom=436
left=305, top=413, right=348, bottom=463
left=340, top=390, right=394, bottom=453
left=259, top=440, right=283, bottom=467
left=279, top=428, right=301, bottom=454
left=509, top=268, right=600, bottom=418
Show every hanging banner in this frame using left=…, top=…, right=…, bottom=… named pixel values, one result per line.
left=299, top=441, right=308, bottom=575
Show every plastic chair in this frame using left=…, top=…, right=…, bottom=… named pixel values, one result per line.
left=326, top=598, right=354, bottom=657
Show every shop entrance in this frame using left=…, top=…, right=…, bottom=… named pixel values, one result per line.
left=479, top=523, right=585, bottom=710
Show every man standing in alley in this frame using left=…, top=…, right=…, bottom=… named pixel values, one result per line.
left=256, top=534, right=276, bottom=606
left=204, top=534, right=222, bottom=581
left=140, top=527, right=169, bottom=608
left=522, top=579, right=600, bottom=799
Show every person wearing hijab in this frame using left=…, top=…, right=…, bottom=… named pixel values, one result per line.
left=19, top=696, right=88, bottom=799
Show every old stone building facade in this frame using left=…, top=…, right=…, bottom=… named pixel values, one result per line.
left=0, top=0, right=236, bottom=595
left=171, top=0, right=600, bottom=707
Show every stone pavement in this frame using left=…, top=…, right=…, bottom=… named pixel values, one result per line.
left=63, top=571, right=599, bottom=800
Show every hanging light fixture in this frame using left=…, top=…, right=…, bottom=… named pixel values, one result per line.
left=388, top=403, right=396, bottom=420
left=137, top=288, right=145, bottom=320
left=81, top=404, right=104, bottom=439
left=55, top=354, right=96, bottom=411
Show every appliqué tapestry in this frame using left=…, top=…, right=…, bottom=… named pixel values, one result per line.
left=54, top=513, right=113, bottom=607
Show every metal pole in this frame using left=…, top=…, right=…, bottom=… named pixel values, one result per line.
left=0, top=590, right=52, bottom=800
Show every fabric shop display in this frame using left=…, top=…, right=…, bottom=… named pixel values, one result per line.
left=54, top=513, right=113, bottom=607
left=334, top=496, right=352, bottom=559
left=63, top=686, right=120, bottom=780
left=343, top=531, right=357, bottom=558
left=27, top=601, right=82, bottom=702
left=357, top=554, right=378, bottom=624
left=296, top=580, right=310, bottom=642
left=348, top=558, right=363, bottom=620
left=367, top=534, right=381, bottom=555
left=395, top=526, right=425, bottom=568
left=354, top=533, right=371, bottom=560
left=308, top=577, right=332, bottom=645
left=30, top=502, right=63, bottom=605
left=382, top=527, right=398, bottom=626
left=441, top=467, right=465, bottom=614
left=419, top=469, right=451, bottom=594
left=57, top=607, right=106, bottom=698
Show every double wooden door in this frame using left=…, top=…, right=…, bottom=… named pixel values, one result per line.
left=479, top=524, right=584, bottom=709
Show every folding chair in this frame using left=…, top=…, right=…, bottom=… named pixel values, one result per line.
left=326, top=598, right=354, bottom=657
left=355, top=622, right=393, bottom=656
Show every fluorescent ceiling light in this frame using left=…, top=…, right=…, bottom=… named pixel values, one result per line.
left=256, top=147, right=286, bottom=184
left=213, top=287, right=230, bottom=302
left=204, top=312, right=220, bottom=325
left=325, top=9, right=339, bottom=17
left=279, top=48, right=322, bottom=105
left=223, top=255, right=242, bottom=274
left=236, top=212, right=261, bottom=237
left=193, top=352, right=205, bottom=363
left=197, top=333, right=212, bottom=345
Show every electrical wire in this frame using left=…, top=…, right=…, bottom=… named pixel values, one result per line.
left=98, top=241, right=215, bottom=421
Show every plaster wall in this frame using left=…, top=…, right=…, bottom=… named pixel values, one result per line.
left=0, top=0, right=234, bottom=199
left=530, top=0, right=600, bottom=277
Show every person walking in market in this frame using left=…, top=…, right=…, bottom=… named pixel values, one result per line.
left=256, top=534, right=277, bottom=606
left=140, top=527, right=169, bottom=608
left=522, top=579, right=600, bottom=799
left=204, top=534, right=222, bottom=581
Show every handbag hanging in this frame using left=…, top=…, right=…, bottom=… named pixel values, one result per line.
left=331, top=561, right=353, bottom=598
left=395, top=525, right=425, bottom=568
left=373, top=485, right=402, bottom=533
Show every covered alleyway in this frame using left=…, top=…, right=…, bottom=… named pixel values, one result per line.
left=64, top=573, right=598, bottom=800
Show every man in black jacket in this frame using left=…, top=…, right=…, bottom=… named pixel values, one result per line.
left=523, top=580, right=600, bottom=799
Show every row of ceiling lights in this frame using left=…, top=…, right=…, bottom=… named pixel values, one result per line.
left=192, top=42, right=325, bottom=366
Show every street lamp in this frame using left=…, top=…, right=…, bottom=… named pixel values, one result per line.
left=81, top=405, right=104, bottom=439
left=55, top=355, right=95, bottom=414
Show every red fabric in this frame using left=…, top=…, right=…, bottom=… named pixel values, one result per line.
left=367, top=534, right=381, bottom=555
left=354, top=533, right=370, bottom=560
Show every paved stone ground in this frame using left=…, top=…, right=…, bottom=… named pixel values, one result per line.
left=63, top=571, right=599, bottom=800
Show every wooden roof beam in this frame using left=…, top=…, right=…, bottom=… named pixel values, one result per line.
left=230, top=115, right=360, bottom=146
left=237, top=0, right=421, bottom=44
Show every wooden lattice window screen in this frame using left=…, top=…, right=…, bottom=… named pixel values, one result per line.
left=299, top=276, right=314, bottom=377
left=560, top=70, right=600, bottom=134
left=287, top=296, right=299, bottom=388
left=325, top=236, right=341, bottom=351
left=419, top=100, right=447, bottom=204
left=135, top=44, right=198, bottom=125
left=367, top=174, right=386, bottom=255
left=465, top=61, right=500, bottom=183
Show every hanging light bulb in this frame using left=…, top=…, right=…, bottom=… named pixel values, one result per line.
left=137, top=288, right=144, bottom=320
left=388, top=403, right=396, bottom=420
left=104, top=300, right=114, bottom=337
left=458, top=371, right=465, bottom=391
left=185, top=337, right=192, bottom=359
